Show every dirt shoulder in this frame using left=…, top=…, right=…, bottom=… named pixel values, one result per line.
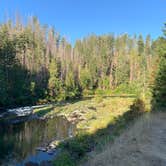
left=83, top=112, right=166, bottom=166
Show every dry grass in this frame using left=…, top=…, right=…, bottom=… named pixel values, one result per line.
left=83, top=112, right=166, bottom=166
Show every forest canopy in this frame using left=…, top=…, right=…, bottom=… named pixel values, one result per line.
left=0, top=16, right=162, bottom=109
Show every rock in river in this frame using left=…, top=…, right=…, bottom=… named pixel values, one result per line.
left=36, top=147, right=47, bottom=152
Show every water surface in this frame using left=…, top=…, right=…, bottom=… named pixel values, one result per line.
left=0, top=116, right=76, bottom=166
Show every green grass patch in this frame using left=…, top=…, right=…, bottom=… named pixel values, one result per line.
left=52, top=97, right=146, bottom=166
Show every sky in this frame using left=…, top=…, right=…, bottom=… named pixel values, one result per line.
left=0, top=0, right=166, bottom=44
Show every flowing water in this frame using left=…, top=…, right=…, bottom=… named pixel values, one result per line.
left=0, top=116, right=76, bottom=166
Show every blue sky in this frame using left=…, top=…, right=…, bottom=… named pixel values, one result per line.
left=0, top=0, right=166, bottom=44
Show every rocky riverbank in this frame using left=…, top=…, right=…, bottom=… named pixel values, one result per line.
left=0, top=105, right=50, bottom=124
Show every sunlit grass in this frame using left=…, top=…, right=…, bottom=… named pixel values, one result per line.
left=33, top=95, right=135, bottom=135
left=78, top=97, right=134, bottom=134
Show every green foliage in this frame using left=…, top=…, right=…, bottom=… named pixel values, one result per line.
left=80, top=68, right=92, bottom=90
left=130, top=98, right=146, bottom=115
left=152, top=37, right=166, bottom=57
left=0, top=25, right=34, bottom=107
left=95, top=89, right=112, bottom=96
left=152, top=24, right=166, bottom=110
left=53, top=151, right=76, bottom=166
left=137, top=34, right=144, bottom=56
left=53, top=135, right=94, bottom=166
left=30, top=82, right=36, bottom=95
left=48, top=60, right=63, bottom=101
left=98, top=76, right=110, bottom=90
left=0, top=16, right=158, bottom=110
left=152, top=55, right=166, bottom=108
left=63, top=136, right=91, bottom=159
left=113, top=83, right=141, bottom=95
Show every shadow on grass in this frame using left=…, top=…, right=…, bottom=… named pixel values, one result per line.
left=34, top=95, right=136, bottom=118
left=53, top=98, right=146, bottom=166
left=101, top=94, right=136, bottom=99
left=34, top=97, right=94, bottom=117
left=34, top=107, right=54, bottom=117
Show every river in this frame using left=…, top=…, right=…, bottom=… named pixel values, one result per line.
left=0, top=115, right=76, bottom=166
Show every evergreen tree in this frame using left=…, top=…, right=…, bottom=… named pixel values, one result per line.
left=0, top=16, right=158, bottom=109
left=152, top=24, right=166, bottom=109
left=152, top=55, right=166, bottom=108
left=137, top=35, right=144, bottom=56
left=48, top=60, right=62, bottom=101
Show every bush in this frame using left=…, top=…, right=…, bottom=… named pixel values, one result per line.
left=130, top=98, right=146, bottom=114
left=113, top=83, right=141, bottom=95
left=63, top=135, right=93, bottom=160
left=124, top=98, right=146, bottom=121
left=53, top=151, right=75, bottom=166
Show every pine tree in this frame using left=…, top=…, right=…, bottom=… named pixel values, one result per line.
left=137, top=35, right=144, bottom=56
left=152, top=24, right=166, bottom=109
left=152, top=55, right=166, bottom=108
left=48, top=60, right=62, bottom=101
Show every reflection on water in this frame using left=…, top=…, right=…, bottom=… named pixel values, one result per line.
left=0, top=116, right=76, bottom=165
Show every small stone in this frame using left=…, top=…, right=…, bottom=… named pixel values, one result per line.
left=47, top=149, right=55, bottom=155
left=36, top=147, right=47, bottom=152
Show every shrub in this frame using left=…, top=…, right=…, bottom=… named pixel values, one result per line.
left=130, top=98, right=146, bottom=114
left=113, top=83, right=141, bottom=95
left=53, top=151, right=75, bottom=166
